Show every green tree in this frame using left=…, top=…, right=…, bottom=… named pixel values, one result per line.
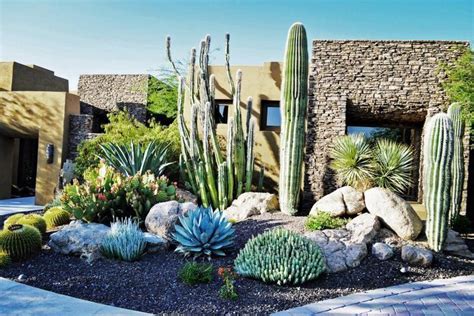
left=441, top=48, right=474, bottom=128
left=147, top=75, right=178, bottom=120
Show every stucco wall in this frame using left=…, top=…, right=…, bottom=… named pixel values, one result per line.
left=0, top=62, right=68, bottom=92
left=304, top=40, right=470, bottom=212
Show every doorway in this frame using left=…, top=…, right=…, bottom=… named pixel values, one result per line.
left=11, top=138, right=38, bottom=198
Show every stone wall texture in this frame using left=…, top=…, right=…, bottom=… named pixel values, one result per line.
left=78, top=74, right=149, bottom=123
left=304, top=40, right=470, bottom=213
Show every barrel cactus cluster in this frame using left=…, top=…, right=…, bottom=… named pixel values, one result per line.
left=43, top=207, right=71, bottom=230
left=234, top=229, right=325, bottom=285
left=279, top=22, right=309, bottom=215
left=172, top=206, right=235, bottom=258
left=423, top=113, right=454, bottom=252
left=166, top=33, right=259, bottom=210
left=4, top=213, right=46, bottom=234
left=0, top=224, right=42, bottom=261
left=0, top=250, right=11, bottom=268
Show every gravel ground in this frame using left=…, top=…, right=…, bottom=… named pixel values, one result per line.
left=1, top=212, right=473, bottom=315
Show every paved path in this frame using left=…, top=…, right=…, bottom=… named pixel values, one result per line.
left=0, top=277, right=151, bottom=316
left=0, top=197, right=43, bottom=217
left=274, top=275, right=474, bottom=315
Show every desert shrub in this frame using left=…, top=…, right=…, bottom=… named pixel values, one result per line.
left=0, top=224, right=42, bottom=261
left=305, top=212, right=348, bottom=231
left=372, top=139, right=414, bottom=194
left=178, top=262, right=213, bottom=285
left=218, top=267, right=238, bottom=300
left=330, top=134, right=374, bottom=190
left=74, top=111, right=180, bottom=179
left=172, top=206, right=235, bottom=258
left=99, top=141, right=174, bottom=177
left=234, top=229, right=325, bottom=285
left=330, top=134, right=414, bottom=194
left=100, top=218, right=146, bottom=262
left=61, top=162, right=177, bottom=224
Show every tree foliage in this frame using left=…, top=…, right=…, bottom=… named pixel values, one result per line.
left=147, top=75, right=178, bottom=120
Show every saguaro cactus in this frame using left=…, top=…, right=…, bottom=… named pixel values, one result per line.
left=423, top=113, right=454, bottom=252
left=447, top=103, right=465, bottom=225
left=167, top=33, right=258, bottom=210
left=279, top=22, right=309, bottom=215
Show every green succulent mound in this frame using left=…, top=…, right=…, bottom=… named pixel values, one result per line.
left=16, top=214, right=47, bottom=234
left=3, top=213, right=25, bottom=229
left=43, top=207, right=70, bottom=230
left=0, top=224, right=42, bottom=261
left=0, top=250, right=11, bottom=268
left=234, top=229, right=325, bottom=285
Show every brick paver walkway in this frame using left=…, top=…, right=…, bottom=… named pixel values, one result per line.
left=274, top=275, right=474, bottom=315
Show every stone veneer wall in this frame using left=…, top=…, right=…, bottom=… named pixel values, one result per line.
left=304, top=40, right=470, bottom=213
left=78, top=74, right=150, bottom=123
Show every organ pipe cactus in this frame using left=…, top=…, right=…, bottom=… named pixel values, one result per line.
left=279, top=23, right=309, bottom=215
left=167, top=33, right=258, bottom=209
left=447, top=103, right=465, bottom=225
left=423, top=113, right=454, bottom=252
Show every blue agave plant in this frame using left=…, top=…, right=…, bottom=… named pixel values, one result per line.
left=172, top=206, right=235, bottom=257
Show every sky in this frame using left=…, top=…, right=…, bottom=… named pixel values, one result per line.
left=1, top=0, right=472, bottom=90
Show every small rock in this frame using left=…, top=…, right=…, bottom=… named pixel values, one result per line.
left=176, top=188, right=198, bottom=204
left=17, top=274, right=27, bottom=282
left=372, top=242, right=394, bottom=260
left=400, top=266, right=408, bottom=274
left=345, top=243, right=368, bottom=268
left=346, top=213, right=380, bottom=244
left=143, top=232, right=169, bottom=253
left=365, top=188, right=423, bottom=240
left=401, top=245, right=433, bottom=267
left=375, top=228, right=402, bottom=248
left=223, top=192, right=279, bottom=221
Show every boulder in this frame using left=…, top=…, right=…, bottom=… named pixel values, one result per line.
left=309, top=190, right=346, bottom=217
left=339, top=186, right=365, bottom=215
left=310, top=186, right=365, bottom=217
left=365, top=188, right=423, bottom=240
left=401, top=245, right=433, bottom=267
left=143, top=232, right=169, bottom=253
left=325, top=251, right=348, bottom=273
left=345, top=243, right=368, bottom=268
left=346, top=213, right=380, bottom=244
left=443, top=229, right=474, bottom=259
left=223, top=192, right=279, bottom=222
left=372, top=242, right=394, bottom=260
left=145, top=201, right=197, bottom=238
left=49, top=221, right=109, bottom=259
left=176, top=188, right=198, bottom=204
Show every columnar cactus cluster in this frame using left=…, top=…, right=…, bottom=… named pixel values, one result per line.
left=279, top=22, right=309, bottom=215
left=234, top=229, right=325, bottom=285
left=167, top=34, right=257, bottom=209
left=447, top=103, right=465, bottom=225
left=423, top=113, right=454, bottom=252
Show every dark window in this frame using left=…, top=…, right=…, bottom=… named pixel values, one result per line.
left=215, top=100, right=231, bottom=124
left=261, top=101, right=281, bottom=131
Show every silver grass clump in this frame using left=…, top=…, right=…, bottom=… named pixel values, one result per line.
left=101, top=217, right=146, bottom=262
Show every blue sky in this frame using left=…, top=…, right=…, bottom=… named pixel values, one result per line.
left=1, top=0, right=472, bottom=90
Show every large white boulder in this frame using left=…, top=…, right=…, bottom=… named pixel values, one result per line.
left=49, top=221, right=109, bottom=259
left=310, top=186, right=365, bottom=217
left=145, top=201, right=197, bottom=239
left=223, top=192, right=279, bottom=222
left=365, top=188, right=422, bottom=240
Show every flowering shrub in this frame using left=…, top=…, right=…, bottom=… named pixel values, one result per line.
left=61, top=162, right=177, bottom=224
left=218, top=267, right=238, bottom=300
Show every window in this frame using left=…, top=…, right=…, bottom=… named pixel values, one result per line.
left=215, top=100, right=231, bottom=124
left=261, top=101, right=281, bottom=131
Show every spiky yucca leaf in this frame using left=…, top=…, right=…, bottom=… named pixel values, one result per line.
left=172, top=206, right=235, bottom=257
left=372, top=139, right=414, bottom=194
left=99, top=141, right=174, bottom=177
left=330, top=134, right=374, bottom=190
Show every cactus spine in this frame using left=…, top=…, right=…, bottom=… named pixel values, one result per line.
left=167, top=33, right=258, bottom=210
left=447, top=103, right=465, bottom=225
left=423, top=113, right=454, bottom=252
left=279, top=23, right=309, bottom=215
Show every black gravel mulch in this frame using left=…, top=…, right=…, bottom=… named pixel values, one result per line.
left=1, top=212, right=473, bottom=315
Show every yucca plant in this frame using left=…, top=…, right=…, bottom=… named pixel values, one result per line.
left=372, top=139, right=414, bottom=194
left=330, top=134, right=374, bottom=190
left=172, top=206, right=235, bottom=257
left=100, top=217, right=146, bottom=262
left=98, top=141, right=174, bottom=177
